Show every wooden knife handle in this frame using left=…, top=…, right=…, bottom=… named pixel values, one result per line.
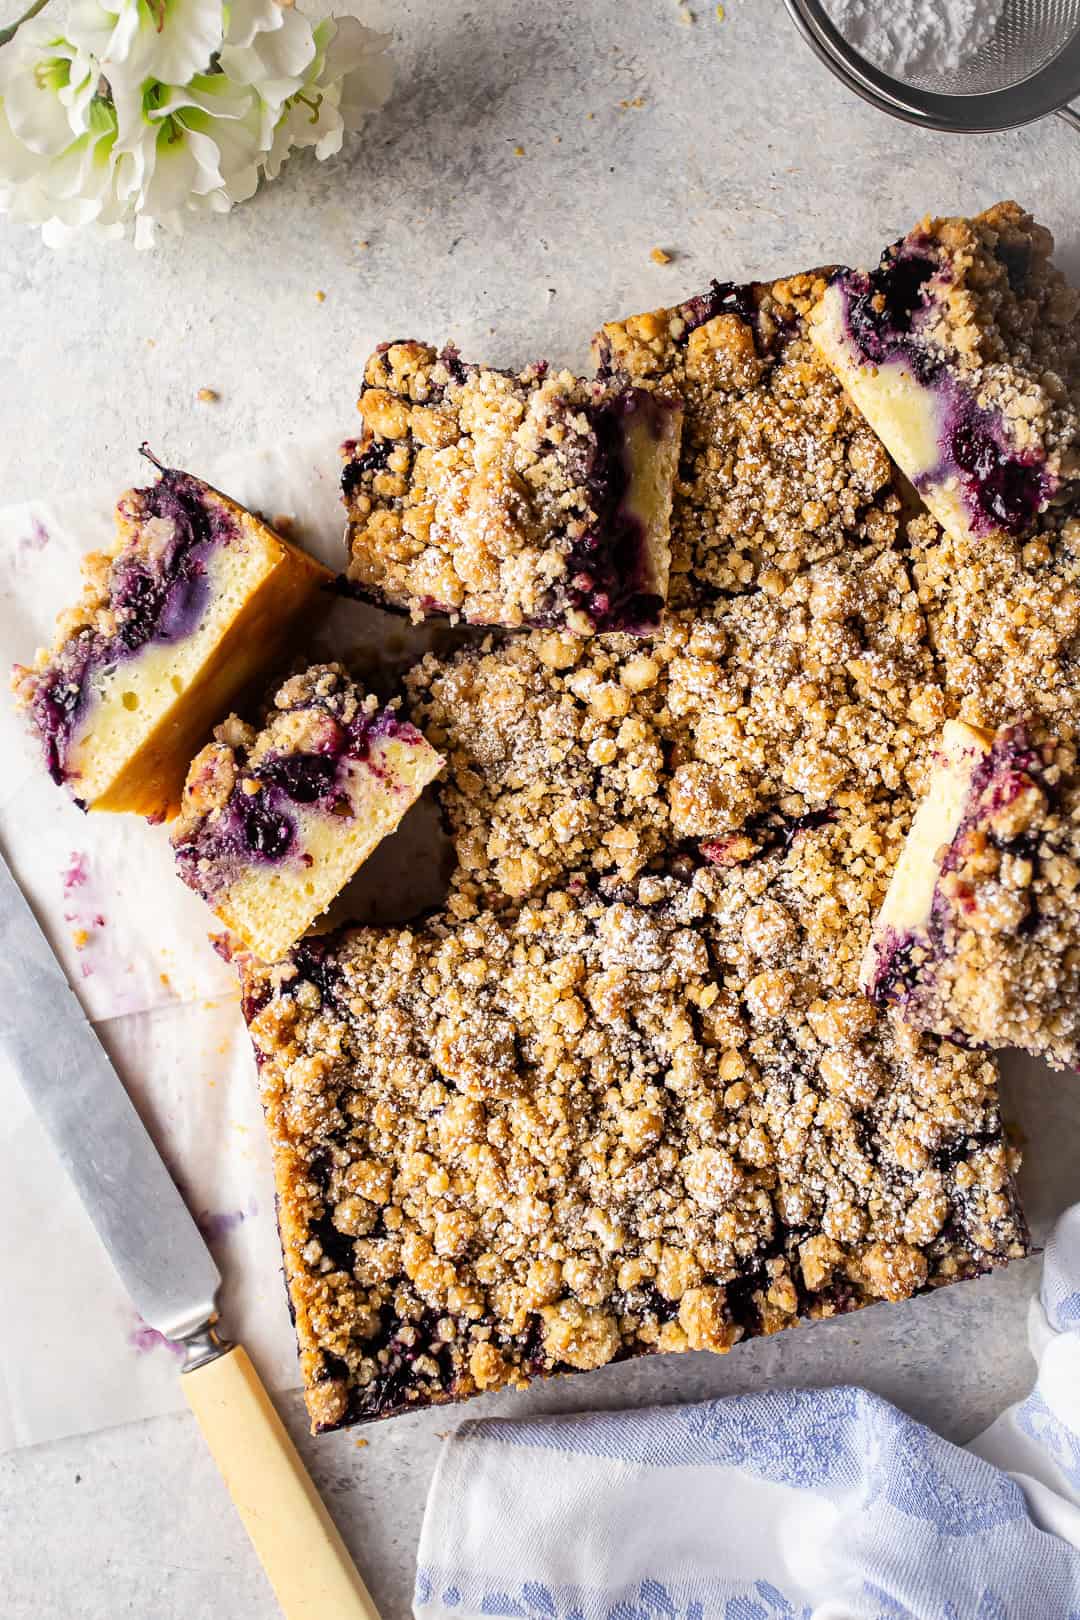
left=182, top=1344, right=381, bottom=1620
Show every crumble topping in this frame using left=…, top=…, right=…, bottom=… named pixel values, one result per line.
left=406, top=551, right=946, bottom=907
left=243, top=867, right=1025, bottom=1431
left=888, top=204, right=1080, bottom=481
left=908, top=507, right=1080, bottom=727
left=342, top=341, right=682, bottom=633
left=228, top=225, right=1076, bottom=1430
left=172, top=662, right=386, bottom=847
left=170, top=661, right=442, bottom=966
left=591, top=272, right=902, bottom=600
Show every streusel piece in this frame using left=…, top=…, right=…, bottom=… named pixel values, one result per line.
left=864, top=717, right=1080, bottom=1070
left=341, top=341, right=683, bottom=633
left=172, top=663, right=442, bottom=962
left=811, top=201, right=1080, bottom=549
left=592, top=272, right=902, bottom=600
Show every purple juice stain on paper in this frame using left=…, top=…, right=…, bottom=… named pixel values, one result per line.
left=62, top=851, right=90, bottom=896
left=16, top=518, right=49, bottom=559
left=130, top=1316, right=185, bottom=1359
left=197, top=1198, right=258, bottom=1242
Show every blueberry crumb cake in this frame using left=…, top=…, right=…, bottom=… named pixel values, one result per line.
left=592, top=271, right=903, bottom=601
left=341, top=341, right=683, bottom=634
left=241, top=877, right=1026, bottom=1432
left=172, top=663, right=443, bottom=963
left=23, top=199, right=1074, bottom=1437
left=12, top=461, right=331, bottom=819
left=811, top=202, right=1080, bottom=550
left=864, top=717, right=1080, bottom=1070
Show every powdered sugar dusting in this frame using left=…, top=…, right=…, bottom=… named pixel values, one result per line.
left=828, top=0, right=1004, bottom=79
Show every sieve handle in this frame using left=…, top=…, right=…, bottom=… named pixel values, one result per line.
left=1056, top=105, right=1080, bottom=134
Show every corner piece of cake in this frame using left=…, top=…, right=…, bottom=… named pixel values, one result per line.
left=171, top=663, right=443, bottom=963
left=863, top=717, right=1080, bottom=1069
left=811, top=201, right=1080, bottom=549
left=12, top=458, right=332, bottom=819
left=341, top=340, right=683, bottom=634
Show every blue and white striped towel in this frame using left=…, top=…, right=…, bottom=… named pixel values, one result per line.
left=416, top=1204, right=1080, bottom=1620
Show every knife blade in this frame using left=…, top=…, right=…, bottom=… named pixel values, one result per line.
left=0, top=849, right=220, bottom=1341
left=0, top=846, right=380, bottom=1620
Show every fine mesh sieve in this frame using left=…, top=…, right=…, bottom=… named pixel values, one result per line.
left=784, top=0, right=1080, bottom=132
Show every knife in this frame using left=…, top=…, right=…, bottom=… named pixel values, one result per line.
left=0, top=850, right=380, bottom=1620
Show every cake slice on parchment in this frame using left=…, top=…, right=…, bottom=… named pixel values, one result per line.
left=863, top=717, right=1080, bottom=1070
left=341, top=341, right=683, bottom=634
left=810, top=201, right=1080, bottom=551
left=171, top=662, right=443, bottom=963
left=12, top=458, right=332, bottom=820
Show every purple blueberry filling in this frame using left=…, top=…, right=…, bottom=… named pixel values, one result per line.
left=833, top=244, right=1054, bottom=538
left=174, top=705, right=420, bottom=896
left=341, top=437, right=392, bottom=502
left=700, top=806, right=835, bottom=866
left=864, top=924, right=934, bottom=1009
left=940, top=723, right=1046, bottom=874
left=678, top=278, right=760, bottom=340
left=552, top=388, right=675, bottom=634
left=28, top=467, right=238, bottom=786
left=936, top=401, right=1051, bottom=537
left=841, top=250, right=937, bottom=370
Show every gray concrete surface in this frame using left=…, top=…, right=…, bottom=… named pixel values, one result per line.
left=2, top=1, right=1079, bottom=1615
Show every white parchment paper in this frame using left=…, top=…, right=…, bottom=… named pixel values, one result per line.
left=0, top=428, right=451, bottom=1453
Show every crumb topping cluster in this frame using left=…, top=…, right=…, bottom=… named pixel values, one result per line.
left=171, top=662, right=418, bottom=898
left=406, top=550, right=945, bottom=908
left=244, top=868, right=1024, bottom=1430
left=342, top=341, right=679, bottom=634
left=909, top=507, right=1080, bottom=726
left=592, top=273, right=902, bottom=601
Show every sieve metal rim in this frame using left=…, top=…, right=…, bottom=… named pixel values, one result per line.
left=783, top=0, right=1080, bottom=132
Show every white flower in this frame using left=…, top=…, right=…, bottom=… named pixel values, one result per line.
left=0, top=0, right=394, bottom=244
left=0, top=15, right=98, bottom=153
left=69, top=0, right=224, bottom=99
left=262, top=13, right=392, bottom=179
left=218, top=2, right=322, bottom=149
left=113, top=70, right=264, bottom=244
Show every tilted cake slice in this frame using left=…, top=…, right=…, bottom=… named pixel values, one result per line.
left=592, top=271, right=903, bottom=601
left=171, top=663, right=443, bottom=963
left=863, top=717, right=1080, bottom=1069
left=810, top=201, right=1080, bottom=550
left=240, top=875, right=1025, bottom=1433
left=341, top=341, right=683, bottom=634
left=12, top=460, right=332, bottom=819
